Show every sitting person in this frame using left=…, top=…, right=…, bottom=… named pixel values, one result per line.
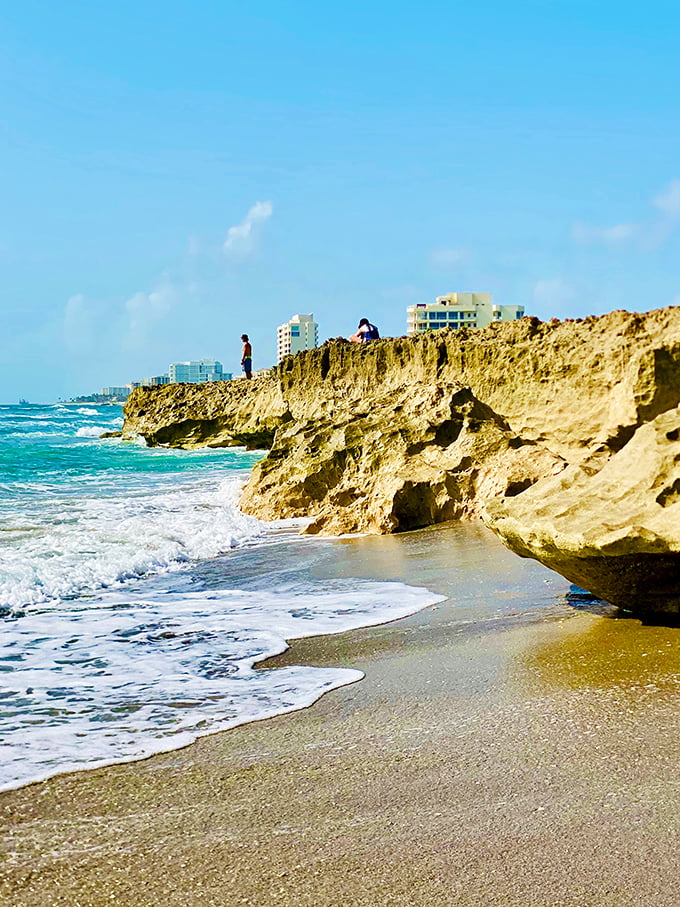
left=350, top=318, right=380, bottom=343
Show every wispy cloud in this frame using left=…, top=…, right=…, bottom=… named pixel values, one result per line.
left=223, top=200, right=273, bottom=256
left=124, top=277, right=178, bottom=351
left=571, top=222, right=637, bottom=246
left=63, top=274, right=180, bottom=362
left=653, top=179, right=680, bottom=218
left=571, top=178, right=680, bottom=250
left=61, top=208, right=274, bottom=387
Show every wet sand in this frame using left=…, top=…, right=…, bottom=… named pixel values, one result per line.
left=3, top=524, right=680, bottom=906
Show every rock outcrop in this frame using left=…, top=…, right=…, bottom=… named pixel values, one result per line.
left=240, top=383, right=565, bottom=535
left=123, top=307, right=680, bottom=615
left=122, top=377, right=287, bottom=450
left=482, top=404, right=680, bottom=616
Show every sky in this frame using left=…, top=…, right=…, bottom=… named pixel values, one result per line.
left=2, top=0, right=680, bottom=402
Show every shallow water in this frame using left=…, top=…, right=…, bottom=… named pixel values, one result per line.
left=0, top=404, right=443, bottom=790
left=3, top=404, right=618, bottom=794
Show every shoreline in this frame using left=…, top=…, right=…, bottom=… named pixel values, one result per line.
left=4, top=524, right=680, bottom=905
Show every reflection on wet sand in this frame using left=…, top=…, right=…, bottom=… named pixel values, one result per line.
left=518, top=600, right=680, bottom=695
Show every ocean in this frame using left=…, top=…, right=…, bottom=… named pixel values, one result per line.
left=0, top=403, right=447, bottom=791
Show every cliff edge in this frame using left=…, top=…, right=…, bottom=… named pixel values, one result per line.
left=123, top=308, right=680, bottom=616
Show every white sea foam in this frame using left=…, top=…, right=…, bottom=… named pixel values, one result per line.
left=0, top=405, right=447, bottom=793
left=75, top=425, right=119, bottom=437
left=2, top=414, right=122, bottom=439
left=0, top=579, right=444, bottom=790
left=0, top=475, right=264, bottom=610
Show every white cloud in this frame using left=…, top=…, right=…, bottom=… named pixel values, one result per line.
left=429, top=246, right=469, bottom=268
left=571, top=177, right=680, bottom=251
left=63, top=294, right=94, bottom=353
left=63, top=279, right=178, bottom=358
left=571, top=222, right=637, bottom=246
left=63, top=293, right=125, bottom=356
left=124, top=278, right=177, bottom=350
left=223, top=200, right=273, bottom=256
left=653, top=179, right=680, bottom=218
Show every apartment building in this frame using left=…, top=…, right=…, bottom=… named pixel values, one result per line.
left=139, top=375, right=170, bottom=387
left=277, top=313, right=319, bottom=363
left=101, top=386, right=130, bottom=399
left=407, top=293, right=524, bottom=335
left=168, top=359, right=226, bottom=383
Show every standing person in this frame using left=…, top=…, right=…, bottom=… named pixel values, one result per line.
left=350, top=318, right=380, bottom=343
left=241, top=334, right=252, bottom=379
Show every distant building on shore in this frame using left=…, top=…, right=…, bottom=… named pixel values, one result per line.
left=168, top=359, right=229, bottom=383
left=94, top=358, right=231, bottom=402
left=101, top=386, right=131, bottom=400
left=139, top=375, right=170, bottom=387
left=406, top=293, right=524, bottom=335
left=277, top=313, right=318, bottom=363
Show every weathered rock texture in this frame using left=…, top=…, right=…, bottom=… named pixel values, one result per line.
left=123, top=378, right=287, bottom=450
left=123, top=308, right=680, bottom=615
left=241, top=384, right=565, bottom=535
left=482, top=404, right=680, bottom=616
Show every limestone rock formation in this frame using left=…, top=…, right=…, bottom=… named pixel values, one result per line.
left=239, top=384, right=565, bottom=535
left=123, top=377, right=287, bottom=450
left=122, top=307, right=680, bottom=615
left=482, top=404, right=680, bottom=616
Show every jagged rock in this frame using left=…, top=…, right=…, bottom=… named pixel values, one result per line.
left=122, top=378, right=287, bottom=450
left=240, top=384, right=565, bottom=534
left=482, top=404, right=680, bottom=615
left=121, top=307, right=680, bottom=616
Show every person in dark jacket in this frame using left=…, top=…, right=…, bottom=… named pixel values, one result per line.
left=350, top=318, right=380, bottom=343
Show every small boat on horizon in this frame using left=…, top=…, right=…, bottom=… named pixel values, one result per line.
left=18, top=398, right=29, bottom=405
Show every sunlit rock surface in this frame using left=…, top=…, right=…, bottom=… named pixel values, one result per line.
left=123, top=307, right=680, bottom=615
left=483, top=404, right=680, bottom=616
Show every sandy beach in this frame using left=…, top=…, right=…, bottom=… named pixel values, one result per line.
left=3, top=523, right=680, bottom=907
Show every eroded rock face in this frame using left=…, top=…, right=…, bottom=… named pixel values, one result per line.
left=122, top=307, right=680, bottom=615
left=482, top=405, right=680, bottom=615
left=239, top=384, right=565, bottom=535
left=123, top=378, right=287, bottom=450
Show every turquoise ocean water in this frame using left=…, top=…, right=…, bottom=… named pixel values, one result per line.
left=0, top=403, right=444, bottom=791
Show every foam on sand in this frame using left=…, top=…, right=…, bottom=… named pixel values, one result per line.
left=0, top=579, right=444, bottom=791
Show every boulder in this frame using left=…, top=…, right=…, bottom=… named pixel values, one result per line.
left=122, top=377, right=287, bottom=450
left=482, top=405, right=680, bottom=615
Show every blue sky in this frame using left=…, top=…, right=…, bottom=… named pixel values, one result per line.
left=2, top=0, right=679, bottom=401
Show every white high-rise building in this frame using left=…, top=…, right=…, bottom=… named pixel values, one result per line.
left=277, top=313, right=319, bottom=363
left=406, top=293, right=524, bottom=335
